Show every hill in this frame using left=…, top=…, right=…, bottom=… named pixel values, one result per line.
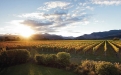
left=0, top=30, right=121, bottom=40
left=75, top=30, right=121, bottom=40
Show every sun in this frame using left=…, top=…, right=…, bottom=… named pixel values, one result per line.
left=14, top=25, right=34, bottom=38
left=20, top=29, right=34, bottom=38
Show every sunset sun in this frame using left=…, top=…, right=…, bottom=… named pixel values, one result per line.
left=14, top=25, right=34, bottom=38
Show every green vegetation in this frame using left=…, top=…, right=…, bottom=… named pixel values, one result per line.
left=57, top=52, right=71, bottom=67
left=0, top=49, right=30, bottom=67
left=108, top=41, right=119, bottom=53
left=75, top=60, right=121, bottom=75
left=0, top=40, right=121, bottom=75
left=36, top=54, right=58, bottom=67
left=36, top=52, right=70, bottom=68
left=96, top=62, right=118, bottom=75
left=0, top=63, right=76, bottom=75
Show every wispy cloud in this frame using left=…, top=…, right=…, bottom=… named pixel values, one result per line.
left=91, top=0, right=121, bottom=5
left=18, top=13, right=45, bottom=19
left=11, top=0, right=93, bottom=34
left=21, top=20, right=53, bottom=27
left=37, top=1, right=70, bottom=10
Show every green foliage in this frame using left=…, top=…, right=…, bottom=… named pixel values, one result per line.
left=57, top=52, right=71, bottom=67
left=75, top=60, right=121, bottom=75
left=108, top=41, right=119, bottom=53
left=66, top=63, right=78, bottom=71
left=75, top=60, right=96, bottom=75
left=36, top=54, right=58, bottom=67
left=46, top=54, right=58, bottom=66
left=104, top=41, right=107, bottom=51
left=95, top=62, right=119, bottom=75
left=0, top=49, right=30, bottom=67
left=115, top=63, right=121, bottom=74
left=81, top=60, right=96, bottom=71
left=36, top=52, right=71, bottom=68
left=36, top=54, right=46, bottom=65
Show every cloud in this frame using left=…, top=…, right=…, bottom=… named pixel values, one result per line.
left=21, top=20, right=53, bottom=27
left=86, top=6, right=94, bottom=10
left=91, top=0, right=121, bottom=5
left=17, top=12, right=45, bottom=19
left=8, top=20, right=24, bottom=25
left=37, top=1, right=70, bottom=10
left=13, top=0, right=93, bottom=34
left=54, top=9, right=67, bottom=15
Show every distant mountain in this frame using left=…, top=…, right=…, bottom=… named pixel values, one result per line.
left=0, top=30, right=121, bottom=40
left=63, top=36, right=75, bottom=40
left=0, top=34, right=21, bottom=41
left=31, top=33, right=64, bottom=40
left=75, top=30, right=121, bottom=40
left=0, top=33, right=64, bottom=41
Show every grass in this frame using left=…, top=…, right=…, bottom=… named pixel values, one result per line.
left=0, top=63, right=77, bottom=75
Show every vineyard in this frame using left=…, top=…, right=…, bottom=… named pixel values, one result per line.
left=0, top=40, right=121, bottom=63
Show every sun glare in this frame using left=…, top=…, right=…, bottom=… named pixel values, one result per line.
left=14, top=25, right=34, bottom=38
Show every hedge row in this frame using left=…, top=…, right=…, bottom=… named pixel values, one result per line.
left=36, top=52, right=71, bottom=68
left=0, top=50, right=70, bottom=68
left=73, top=60, right=121, bottom=75
left=0, top=49, right=30, bottom=67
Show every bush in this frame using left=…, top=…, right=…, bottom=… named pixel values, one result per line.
left=75, top=60, right=96, bottom=75
left=68, top=63, right=78, bottom=71
left=36, top=52, right=71, bottom=68
left=95, top=62, right=119, bottom=75
left=57, top=52, right=71, bottom=68
left=81, top=60, right=96, bottom=71
left=36, top=54, right=46, bottom=65
left=46, top=54, right=58, bottom=66
left=0, top=49, right=30, bottom=67
left=75, top=60, right=121, bottom=75
left=115, top=63, right=121, bottom=74
left=36, top=54, right=58, bottom=66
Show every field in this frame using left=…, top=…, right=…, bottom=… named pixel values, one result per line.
left=0, top=40, right=121, bottom=63
left=1, top=40, right=121, bottom=75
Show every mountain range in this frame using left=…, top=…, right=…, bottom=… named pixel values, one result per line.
left=0, top=30, right=121, bottom=40
left=75, top=30, right=121, bottom=40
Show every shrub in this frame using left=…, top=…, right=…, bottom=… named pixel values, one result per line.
left=57, top=52, right=71, bottom=68
left=46, top=54, right=58, bottom=66
left=69, top=63, right=78, bottom=71
left=75, top=66, right=89, bottom=75
left=36, top=54, right=46, bottom=65
left=75, top=60, right=121, bottom=75
left=75, top=60, right=96, bottom=75
left=36, top=54, right=58, bottom=66
left=115, top=63, right=121, bottom=74
left=36, top=52, right=71, bottom=68
left=95, top=62, right=119, bottom=75
left=0, top=49, right=30, bottom=67
left=81, top=60, right=96, bottom=71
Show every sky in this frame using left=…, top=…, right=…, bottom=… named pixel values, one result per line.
left=0, top=0, right=121, bottom=37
